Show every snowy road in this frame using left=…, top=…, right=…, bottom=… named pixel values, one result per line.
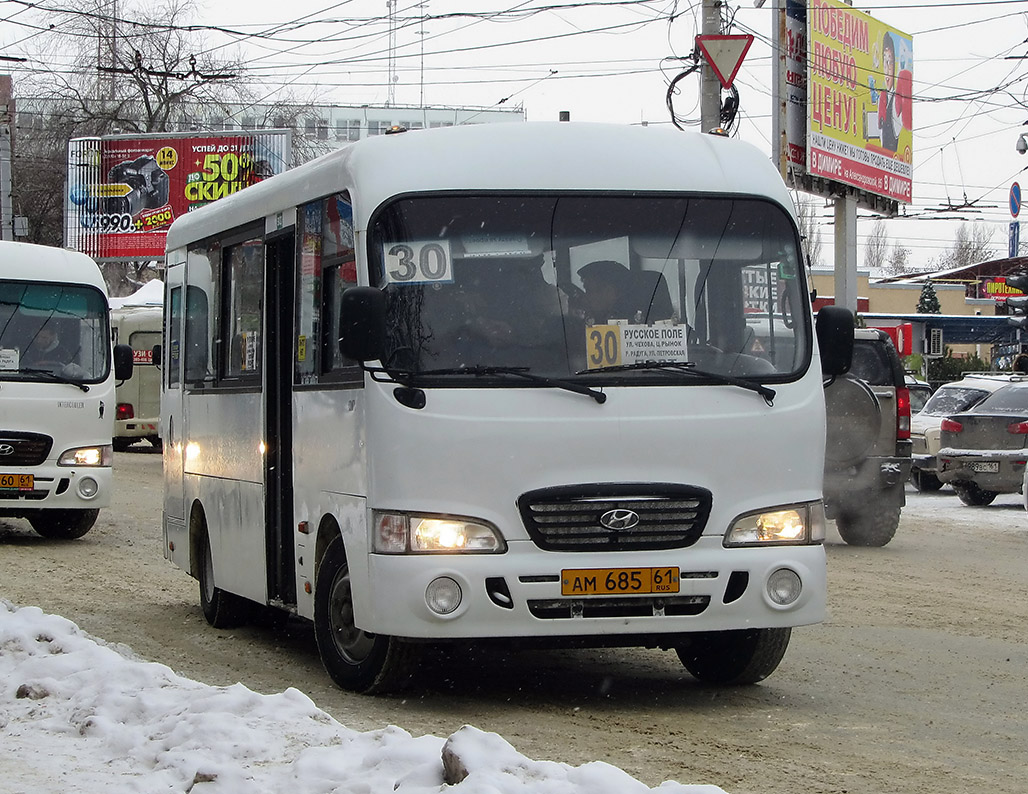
left=2, top=450, right=1026, bottom=794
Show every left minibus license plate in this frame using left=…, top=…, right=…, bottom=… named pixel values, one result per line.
left=562, top=567, right=680, bottom=596
left=0, top=473, right=33, bottom=490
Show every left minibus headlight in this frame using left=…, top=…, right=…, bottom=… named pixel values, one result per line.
left=724, top=501, right=826, bottom=547
left=373, top=511, right=507, bottom=554
left=58, top=445, right=114, bottom=467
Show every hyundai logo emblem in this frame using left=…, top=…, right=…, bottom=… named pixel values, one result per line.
left=0, top=444, right=14, bottom=456
left=599, top=508, right=640, bottom=530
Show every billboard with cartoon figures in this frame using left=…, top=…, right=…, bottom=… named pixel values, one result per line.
left=66, top=130, right=291, bottom=261
left=806, top=0, right=912, bottom=204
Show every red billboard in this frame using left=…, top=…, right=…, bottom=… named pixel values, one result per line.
left=66, top=131, right=291, bottom=261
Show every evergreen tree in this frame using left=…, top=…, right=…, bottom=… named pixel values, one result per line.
left=917, top=280, right=942, bottom=314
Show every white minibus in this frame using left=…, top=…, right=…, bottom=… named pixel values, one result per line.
left=111, top=303, right=163, bottom=451
left=1, top=241, right=133, bottom=538
left=160, top=122, right=853, bottom=693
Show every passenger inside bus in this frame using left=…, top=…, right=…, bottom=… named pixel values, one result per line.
left=22, top=320, right=77, bottom=370
left=441, top=256, right=566, bottom=369
left=575, top=260, right=675, bottom=326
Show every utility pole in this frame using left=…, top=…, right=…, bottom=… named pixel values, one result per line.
left=386, top=0, right=397, bottom=107
left=0, top=75, right=13, bottom=242
left=700, top=0, right=722, bottom=132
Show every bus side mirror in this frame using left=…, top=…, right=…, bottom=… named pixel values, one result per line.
left=113, top=343, right=134, bottom=381
left=816, top=306, right=854, bottom=377
left=151, top=344, right=162, bottom=369
left=340, top=287, right=387, bottom=363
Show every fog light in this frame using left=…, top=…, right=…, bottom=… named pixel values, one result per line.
left=425, top=577, right=462, bottom=615
left=77, top=477, right=99, bottom=499
left=766, top=568, right=802, bottom=606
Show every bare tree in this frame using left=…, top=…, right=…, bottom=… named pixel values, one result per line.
left=794, top=194, right=824, bottom=269
left=10, top=0, right=327, bottom=291
left=930, top=222, right=996, bottom=271
left=885, top=242, right=911, bottom=275
left=863, top=218, right=890, bottom=272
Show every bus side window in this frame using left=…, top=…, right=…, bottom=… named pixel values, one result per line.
left=294, top=192, right=357, bottom=383
left=183, top=286, right=209, bottom=383
left=222, top=240, right=264, bottom=379
left=167, top=286, right=181, bottom=387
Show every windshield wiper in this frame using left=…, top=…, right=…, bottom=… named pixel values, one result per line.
left=15, top=368, right=91, bottom=392
left=578, top=360, right=775, bottom=404
left=405, top=365, right=606, bottom=404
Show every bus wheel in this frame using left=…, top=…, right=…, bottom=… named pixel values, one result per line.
left=28, top=508, right=99, bottom=539
left=314, top=537, right=417, bottom=694
left=675, top=627, right=791, bottom=685
left=197, top=528, right=248, bottom=629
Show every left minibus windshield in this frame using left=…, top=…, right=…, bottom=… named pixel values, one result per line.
left=0, top=281, right=110, bottom=383
left=368, top=193, right=810, bottom=384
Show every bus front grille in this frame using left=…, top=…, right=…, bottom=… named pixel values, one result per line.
left=517, top=484, right=712, bottom=552
left=0, top=432, right=53, bottom=467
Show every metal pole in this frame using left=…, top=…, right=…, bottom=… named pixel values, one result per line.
left=700, top=0, right=722, bottom=132
left=834, top=192, right=858, bottom=312
left=0, top=85, right=12, bottom=241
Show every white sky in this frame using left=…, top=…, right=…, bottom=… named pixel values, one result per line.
left=3, top=0, right=1028, bottom=271
left=0, top=599, right=721, bottom=793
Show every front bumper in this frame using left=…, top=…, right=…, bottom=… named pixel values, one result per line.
left=0, top=465, right=112, bottom=517
left=358, top=538, right=827, bottom=640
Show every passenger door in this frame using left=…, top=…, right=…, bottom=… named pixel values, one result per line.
left=161, top=265, right=186, bottom=562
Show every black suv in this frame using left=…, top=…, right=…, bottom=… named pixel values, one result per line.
left=823, top=328, right=912, bottom=546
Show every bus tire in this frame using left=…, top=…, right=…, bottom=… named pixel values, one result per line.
left=198, top=527, right=248, bottom=629
left=314, top=537, right=417, bottom=694
left=28, top=508, right=99, bottom=539
left=675, top=627, right=791, bottom=685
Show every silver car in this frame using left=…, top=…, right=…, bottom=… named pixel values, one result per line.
left=909, top=374, right=1023, bottom=492
left=937, top=381, right=1028, bottom=505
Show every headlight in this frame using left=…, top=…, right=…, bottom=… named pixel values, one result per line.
left=373, top=511, right=507, bottom=554
left=724, top=501, right=825, bottom=547
left=58, top=445, right=113, bottom=467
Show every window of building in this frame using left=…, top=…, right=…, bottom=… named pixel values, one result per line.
left=335, top=119, right=361, bottom=141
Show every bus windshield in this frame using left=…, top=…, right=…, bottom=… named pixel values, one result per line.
left=0, top=281, right=111, bottom=383
left=369, top=194, right=809, bottom=384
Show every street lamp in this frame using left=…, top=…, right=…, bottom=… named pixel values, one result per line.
left=1017, top=134, right=1028, bottom=155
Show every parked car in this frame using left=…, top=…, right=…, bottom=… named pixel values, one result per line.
left=823, top=328, right=911, bottom=546
left=909, top=373, right=1026, bottom=492
left=937, top=381, right=1028, bottom=505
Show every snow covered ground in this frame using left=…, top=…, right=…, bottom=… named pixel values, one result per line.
left=0, top=600, right=723, bottom=794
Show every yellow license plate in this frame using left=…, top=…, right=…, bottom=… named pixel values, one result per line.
left=0, top=473, right=33, bottom=490
left=561, top=567, right=680, bottom=596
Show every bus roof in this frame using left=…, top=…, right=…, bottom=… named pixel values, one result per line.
left=165, top=122, right=794, bottom=252
left=0, top=241, right=107, bottom=293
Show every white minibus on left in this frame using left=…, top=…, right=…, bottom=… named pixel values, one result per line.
left=0, top=241, right=133, bottom=538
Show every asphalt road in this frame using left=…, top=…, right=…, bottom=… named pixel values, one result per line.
left=2, top=448, right=1026, bottom=794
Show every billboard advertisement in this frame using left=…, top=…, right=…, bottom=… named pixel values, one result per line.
left=805, top=0, right=912, bottom=204
left=66, top=130, right=291, bottom=261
